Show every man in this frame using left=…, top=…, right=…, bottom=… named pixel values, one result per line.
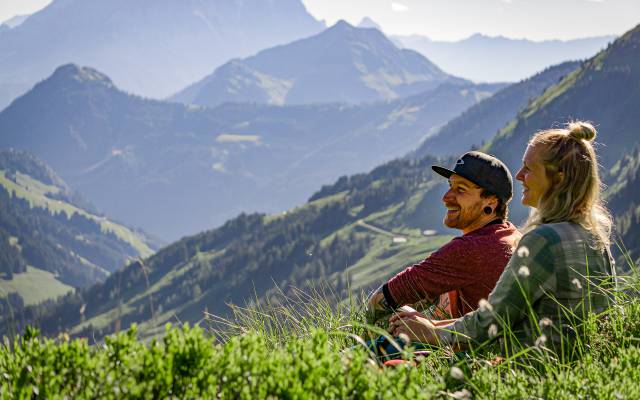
left=367, top=151, right=521, bottom=325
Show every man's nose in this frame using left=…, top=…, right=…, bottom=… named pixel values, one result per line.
left=442, top=188, right=454, bottom=203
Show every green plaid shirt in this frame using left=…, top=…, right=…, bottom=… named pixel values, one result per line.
left=441, top=222, right=615, bottom=352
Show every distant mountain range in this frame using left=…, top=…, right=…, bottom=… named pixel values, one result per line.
left=171, top=21, right=464, bottom=107
left=8, top=23, right=639, bottom=342
left=0, top=149, right=158, bottom=307
left=411, top=60, right=581, bottom=158
left=0, top=63, right=501, bottom=240
left=394, top=33, right=615, bottom=82
left=0, top=0, right=323, bottom=109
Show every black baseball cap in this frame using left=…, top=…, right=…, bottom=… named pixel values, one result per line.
left=432, top=151, right=513, bottom=201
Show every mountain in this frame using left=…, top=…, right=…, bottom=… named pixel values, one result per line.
left=357, top=17, right=382, bottom=31
left=411, top=60, right=581, bottom=158
left=6, top=23, right=640, bottom=340
left=0, top=0, right=323, bottom=109
left=0, top=149, right=158, bottom=307
left=170, top=21, right=465, bottom=107
left=394, top=33, right=615, bottom=83
left=0, top=63, right=503, bottom=240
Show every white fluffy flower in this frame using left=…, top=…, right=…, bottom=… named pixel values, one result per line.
left=488, top=324, right=498, bottom=338
left=571, top=278, right=583, bottom=289
left=517, top=246, right=530, bottom=258
left=518, top=265, right=530, bottom=277
left=478, top=298, right=493, bottom=312
left=450, top=366, right=464, bottom=380
left=451, top=389, right=472, bottom=400
left=397, top=333, right=410, bottom=345
left=535, top=334, right=548, bottom=347
left=538, top=317, right=553, bottom=329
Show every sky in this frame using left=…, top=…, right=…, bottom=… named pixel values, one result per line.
left=0, top=0, right=638, bottom=41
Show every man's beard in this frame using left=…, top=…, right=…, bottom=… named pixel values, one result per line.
left=443, top=200, right=484, bottom=230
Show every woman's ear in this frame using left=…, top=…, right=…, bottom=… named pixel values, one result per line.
left=555, top=171, right=565, bottom=185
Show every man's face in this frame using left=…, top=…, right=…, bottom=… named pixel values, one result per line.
left=442, top=174, right=486, bottom=232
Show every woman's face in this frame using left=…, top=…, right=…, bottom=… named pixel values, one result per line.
left=515, top=145, right=553, bottom=208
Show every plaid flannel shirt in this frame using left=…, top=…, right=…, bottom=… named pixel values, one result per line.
left=440, top=222, right=615, bottom=352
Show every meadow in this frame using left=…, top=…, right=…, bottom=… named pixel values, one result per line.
left=1, top=257, right=638, bottom=399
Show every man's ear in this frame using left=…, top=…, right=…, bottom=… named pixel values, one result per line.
left=485, top=196, right=498, bottom=210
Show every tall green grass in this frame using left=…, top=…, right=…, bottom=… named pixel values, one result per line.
left=1, top=260, right=639, bottom=398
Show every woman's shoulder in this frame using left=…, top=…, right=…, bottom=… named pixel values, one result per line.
left=521, top=222, right=591, bottom=250
left=526, top=221, right=583, bottom=237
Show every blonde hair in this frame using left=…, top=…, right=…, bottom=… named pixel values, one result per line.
left=523, top=121, right=612, bottom=250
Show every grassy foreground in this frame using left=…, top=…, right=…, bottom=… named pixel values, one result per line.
left=1, top=275, right=639, bottom=399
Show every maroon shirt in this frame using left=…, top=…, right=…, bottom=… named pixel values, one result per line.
left=387, top=221, right=521, bottom=317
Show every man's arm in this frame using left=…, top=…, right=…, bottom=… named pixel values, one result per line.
left=386, top=238, right=469, bottom=307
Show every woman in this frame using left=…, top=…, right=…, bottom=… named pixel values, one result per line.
left=390, top=121, right=616, bottom=356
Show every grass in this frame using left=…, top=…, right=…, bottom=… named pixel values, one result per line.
left=1, top=266, right=638, bottom=399
left=0, top=266, right=73, bottom=305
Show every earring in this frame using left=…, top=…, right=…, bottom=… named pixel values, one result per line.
left=483, top=206, right=493, bottom=215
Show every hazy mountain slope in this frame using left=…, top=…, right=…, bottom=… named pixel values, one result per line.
left=0, top=0, right=323, bottom=109
left=171, top=21, right=464, bottom=107
left=411, top=61, right=581, bottom=158
left=395, top=33, right=615, bottom=82
left=606, top=147, right=640, bottom=263
left=8, top=155, right=457, bottom=340
left=0, top=64, right=502, bottom=240
left=0, top=149, right=157, bottom=305
left=484, top=24, right=640, bottom=224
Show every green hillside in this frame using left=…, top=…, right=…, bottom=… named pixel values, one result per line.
left=0, top=149, right=158, bottom=308
left=411, top=60, right=581, bottom=157
left=486, top=24, right=640, bottom=172
left=606, top=147, right=640, bottom=264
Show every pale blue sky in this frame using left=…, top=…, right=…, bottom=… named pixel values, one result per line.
left=1, top=0, right=638, bottom=41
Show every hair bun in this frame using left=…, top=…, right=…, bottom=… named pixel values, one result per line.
left=567, top=121, right=597, bottom=141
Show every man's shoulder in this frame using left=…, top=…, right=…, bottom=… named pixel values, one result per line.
left=464, top=221, right=521, bottom=243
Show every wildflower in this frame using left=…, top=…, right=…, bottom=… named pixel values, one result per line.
left=518, top=265, right=530, bottom=277
left=478, top=298, right=493, bottom=312
left=450, top=389, right=472, bottom=399
left=538, top=317, right=553, bottom=329
left=488, top=324, right=498, bottom=338
left=517, top=246, right=530, bottom=258
left=450, top=366, right=464, bottom=380
left=397, top=333, right=410, bottom=345
left=571, top=278, right=583, bottom=289
left=535, top=334, right=547, bottom=347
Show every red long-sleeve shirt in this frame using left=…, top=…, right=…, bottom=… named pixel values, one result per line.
left=387, top=221, right=521, bottom=317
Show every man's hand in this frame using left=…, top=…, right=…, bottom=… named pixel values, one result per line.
left=389, top=311, right=445, bottom=344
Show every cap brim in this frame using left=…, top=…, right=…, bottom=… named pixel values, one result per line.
left=431, top=165, right=454, bottom=179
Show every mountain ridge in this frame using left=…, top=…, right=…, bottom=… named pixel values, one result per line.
left=171, top=21, right=464, bottom=107
left=0, top=0, right=324, bottom=109
left=0, top=62, right=501, bottom=240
